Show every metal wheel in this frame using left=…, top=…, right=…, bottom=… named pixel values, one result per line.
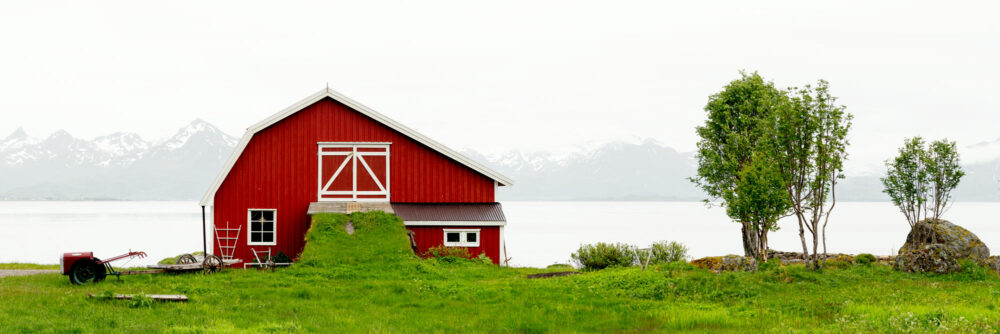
left=202, top=255, right=224, bottom=274
left=176, top=254, right=197, bottom=264
left=69, top=260, right=98, bottom=285
left=92, top=257, right=107, bottom=282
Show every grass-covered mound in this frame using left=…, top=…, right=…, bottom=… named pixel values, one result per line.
left=298, top=212, right=415, bottom=266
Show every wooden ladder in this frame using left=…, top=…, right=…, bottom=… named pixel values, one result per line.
left=214, top=221, right=241, bottom=261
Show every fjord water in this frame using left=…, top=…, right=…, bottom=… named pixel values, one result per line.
left=1, top=201, right=998, bottom=267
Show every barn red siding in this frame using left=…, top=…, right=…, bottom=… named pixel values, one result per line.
left=213, top=98, right=496, bottom=262
left=408, top=226, right=500, bottom=264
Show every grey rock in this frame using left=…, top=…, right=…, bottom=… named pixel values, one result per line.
left=691, top=255, right=758, bottom=272
left=894, top=244, right=961, bottom=273
left=899, top=219, right=989, bottom=263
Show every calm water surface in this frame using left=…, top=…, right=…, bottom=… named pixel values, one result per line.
left=1, top=201, right=997, bottom=267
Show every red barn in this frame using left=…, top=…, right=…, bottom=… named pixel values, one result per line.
left=199, top=88, right=513, bottom=265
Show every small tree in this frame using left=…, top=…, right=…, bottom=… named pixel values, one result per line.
left=882, top=137, right=928, bottom=226
left=691, top=71, right=788, bottom=260
left=882, top=137, right=964, bottom=245
left=925, top=140, right=963, bottom=221
left=769, top=80, right=852, bottom=269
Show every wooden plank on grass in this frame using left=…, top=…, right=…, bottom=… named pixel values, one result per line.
left=88, top=293, right=188, bottom=302
left=118, top=269, right=164, bottom=275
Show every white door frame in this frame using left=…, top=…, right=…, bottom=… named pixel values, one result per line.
left=317, top=142, right=390, bottom=202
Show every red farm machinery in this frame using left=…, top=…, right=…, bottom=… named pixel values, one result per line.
left=61, top=250, right=148, bottom=285
left=61, top=250, right=228, bottom=285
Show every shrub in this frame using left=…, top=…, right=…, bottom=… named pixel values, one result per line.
left=547, top=263, right=572, bottom=270
left=571, top=242, right=636, bottom=270
left=855, top=253, right=877, bottom=265
left=824, top=254, right=855, bottom=269
left=473, top=253, right=493, bottom=265
left=647, top=240, right=689, bottom=264
left=423, top=245, right=473, bottom=260
left=422, top=246, right=496, bottom=265
left=270, top=251, right=292, bottom=263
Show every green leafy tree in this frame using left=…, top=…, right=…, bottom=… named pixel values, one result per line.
left=882, top=137, right=929, bottom=226
left=882, top=137, right=964, bottom=243
left=691, top=72, right=788, bottom=260
left=926, top=140, right=963, bottom=221
left=727, top=157, right=792, bottom=259
left=769, top=80, right=853, bottom=269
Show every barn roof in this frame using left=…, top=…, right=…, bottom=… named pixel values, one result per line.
left=391, top=203, right=506, bottom=222
left=199, top=88, right=514, bottom=206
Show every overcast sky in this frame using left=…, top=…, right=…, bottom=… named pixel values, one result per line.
left=2, top=1, right=998, bottom=173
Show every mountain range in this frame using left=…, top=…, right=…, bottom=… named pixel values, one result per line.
left=0, top=120, right=236, bottom=200
left=2, top=121, right=999, bottom=201
left=473, top=141, right=1000, bottom=202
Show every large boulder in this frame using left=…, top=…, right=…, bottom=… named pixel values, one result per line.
left=898, top=219, right=989, bottom=262
left=894, top=244, right=961, bottom=273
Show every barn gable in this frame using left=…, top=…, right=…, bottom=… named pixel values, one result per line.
left=200, top=88, right=513, bottom=206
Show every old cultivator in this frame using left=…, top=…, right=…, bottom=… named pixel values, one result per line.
left=61, top=250, right=148, bottom=285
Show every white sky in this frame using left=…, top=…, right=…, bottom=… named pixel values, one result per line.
left=1, top=1, right=999, bottom=173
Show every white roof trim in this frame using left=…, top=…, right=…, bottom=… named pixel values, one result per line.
left=200, top=88, right=514, bottom=206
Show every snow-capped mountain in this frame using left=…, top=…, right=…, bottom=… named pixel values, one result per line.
left=2, top=120, right=999, bottom=201
left=465, top=139, right=706, bottom=201
left=0, top=120, right=237, bottom=200
left=156, top=119, right=239, bottom=151
left=92, top=132, right=149, bottom=166
left=2, top=129, right=150, bottom=167
left=1, top=128, right=41, bottom=165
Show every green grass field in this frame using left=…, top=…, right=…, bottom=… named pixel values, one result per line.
left=2, top=211, right=999, bottom=333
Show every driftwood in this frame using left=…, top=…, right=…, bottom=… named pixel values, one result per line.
left=526, top=271, right=581, bottom=279
left=146, top=263, right=208, bottom=272
left=88, top=293, right=188, bottom=302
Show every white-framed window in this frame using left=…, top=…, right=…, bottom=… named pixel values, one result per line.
left=247, top=209, right=276, bottom=246
left=443, top=229, right=480, bottom=247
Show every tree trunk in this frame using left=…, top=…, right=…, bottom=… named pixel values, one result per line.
left=796, top=214, right=810, bottom=268
left=741, top=222, right=761, bottom=260
left=759, top=230, right=769, bottom=261
left=821, top=224, right=828, bottom=269
left=811, top=228, right=820, bottom=270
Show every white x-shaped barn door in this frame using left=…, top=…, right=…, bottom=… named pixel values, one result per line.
left=317, top=143, right=389, bottom=201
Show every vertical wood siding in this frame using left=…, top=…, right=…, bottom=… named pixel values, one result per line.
left=213, top=98, right=496, bottom=262
left=407, top=226, right=500, bottom=264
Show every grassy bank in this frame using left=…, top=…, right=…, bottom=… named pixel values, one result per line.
left=2, top=212, right=999, bottom=333
left=0, top=263, right=59, bottom=270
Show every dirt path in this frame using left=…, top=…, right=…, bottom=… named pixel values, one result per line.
left=0, top=269, right=58, bottom=278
